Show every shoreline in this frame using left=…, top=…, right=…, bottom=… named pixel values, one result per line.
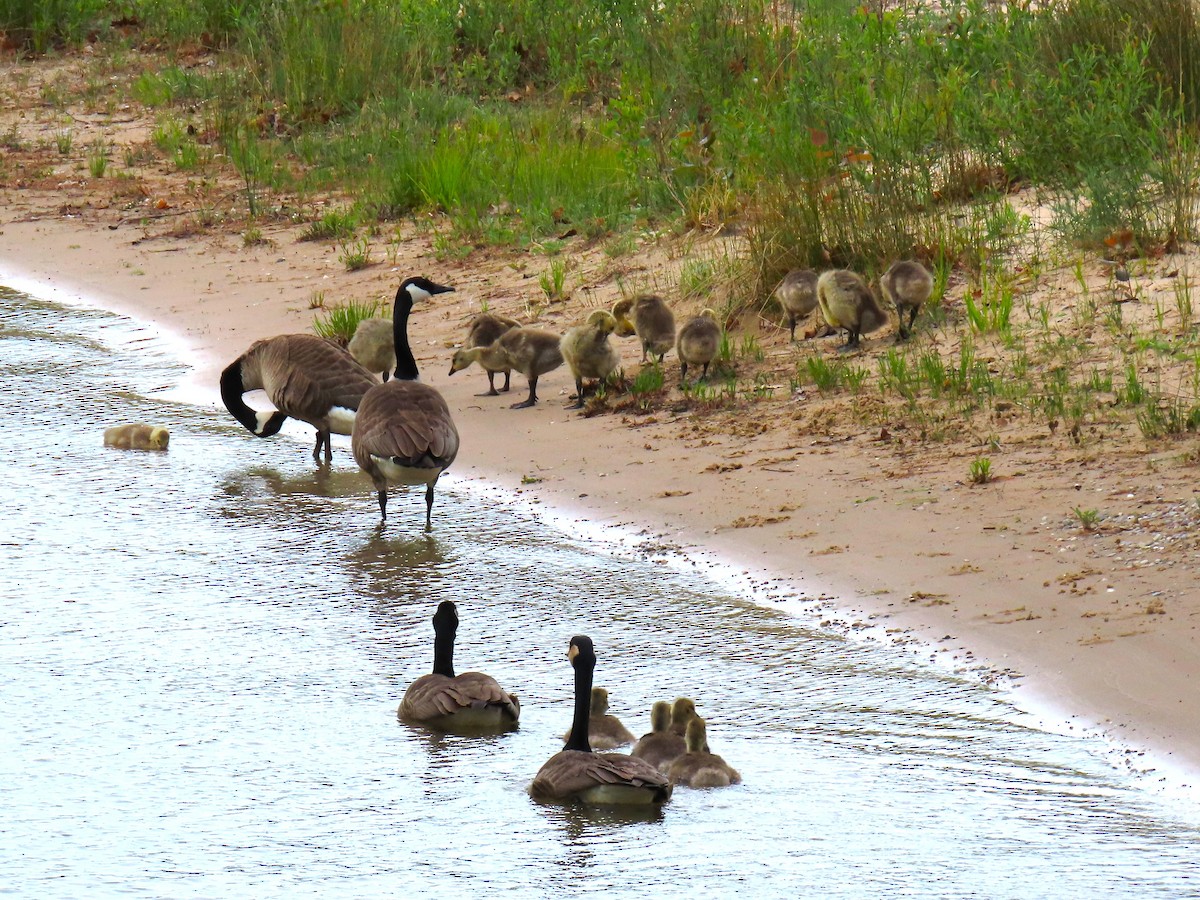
left=2, top=211, right=1198, bottom=792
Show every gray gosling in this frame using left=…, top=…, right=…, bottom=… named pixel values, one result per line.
left=815, top=269, right=888, bottom=352
left=352, top=276, right=459, bottom=530
left=880, top=260, right=934, bottom=342
left=221, top=333, right=377, bottom=464
left=774, top=268, right=820, bottom=341
left=348, top=317, right=396, bottom=381
left=667, top=717, right=742, bottom=788
left=560, top=309, right=621, bottom=409
left=630, top=700, right=688, bottom=774
left=529, top=636, right=672, bottom=806
left=676, top=308, right=721, bottom=384
left=103, top=424, right=169, bottom=451
left=449, top=326, right=564, bottom=409
left=461, top=312, right=521, bottom=395
left=613, top=294, right=676, bottom=364
left=562, top=686, right=638, bottom=750
left=398, top=601, right=519, bottom=733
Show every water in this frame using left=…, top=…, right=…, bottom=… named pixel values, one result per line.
left=1, top=285, right=1198, bottom=898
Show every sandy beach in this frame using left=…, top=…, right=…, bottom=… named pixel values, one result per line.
left=2, top=51, right=1198, bottom=782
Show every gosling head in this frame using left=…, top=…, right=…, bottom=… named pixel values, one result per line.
left=147, top=427, right=170, bottom=450
left=590, top=687, right=609, bottom=716
left=585, top=309, right=618, bottom=333
left=671, top=697, right=697, bottom=726
left=448, top=348, right=476, bottom=376
left=685, top=716, right=709, bottom=753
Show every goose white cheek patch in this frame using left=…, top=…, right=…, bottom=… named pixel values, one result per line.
left=328, top=406, right=356, bottom=435
left=254, top=410, right=277, bottom=434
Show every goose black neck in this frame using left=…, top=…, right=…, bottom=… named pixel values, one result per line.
left=564, top=653, right=595, bottom=752
left=392, top=289, right=419, bottom=381
left=220, top=358, right=284, bottom=436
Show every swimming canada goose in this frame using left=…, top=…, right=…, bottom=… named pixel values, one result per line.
left=666, top=717, right=742, bottom=788
left=103, top=424, right=169, bottom=451
left=562, top=687, right=637, bottom=750
left=351, top=276, right=459, bottom=530
left=613, top=294, right=676, bottom=363
left=560, top=309, right=620, bottom=409
left=880, top=260, right=934, bottom=341
left=220, top=333, right=378, bottom=464
left=449, top=326, right=564, bottom=409
left=774, top=268, right=820, bottom=341
left=458, top=312, right=521, bottom=395
left=676, top=308, right=722, bottom=384
left=815, top=269, right=888, bottom=351
left=529, top=636, right=672, bottom=805
left=348, top=316, right=396, bottom=381
left=630, top=700, right=688, bottom=773
left=398, top=600, right=520, bottom=732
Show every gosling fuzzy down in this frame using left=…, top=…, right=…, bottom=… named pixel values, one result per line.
left=675, top=308, right=721, bottom=384
left=449, top=326, right=564, bottom=409
left=630, top=700, right=687, bottom=774
left=461, top=312, right=521, bottom=395
left=774, top=269, right=820, bottom=341
left=666, top=717, right=741, bottom=788
left=348, top=317, right=396, bottom=381
left=613, top=294, right=676, bottom=364
left=560, top=310, right=621, bottom=409
left=880, top=260, right=934, bottom=341
left=815, top=269, right=888, bottom=351
left=103, top=424, right=169, bottom=451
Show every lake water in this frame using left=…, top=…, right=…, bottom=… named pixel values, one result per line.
left=2, top=284, right=1198, bottom=898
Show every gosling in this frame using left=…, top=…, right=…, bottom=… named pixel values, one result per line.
left=461, top=312, right=521, bottom=395
left=815, top=269, right=887, bottom=351
left=667, top=717, right=742, bottom=788
left=880, top=260, right=934, bottom=342
left=631, top=700, right=687, bottom=774
left=560, top=309, right=621, bottom=409
left=562, top=687, right=637, bottom=750
left=347, top=317, right=396, bottom=381
left=449, top=326, right=564, bottom=409
left=613, top=294, right=675, bottom=364
left=774, top=268, right=820, bottom=341
left=104, top=424, right=169, bottom=451
left=676, top=308, right=721, bottom=384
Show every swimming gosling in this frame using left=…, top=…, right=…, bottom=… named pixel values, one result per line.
left=398, top=600, right=520, bottom=733
left=103, top=424, right=169, bottom=451
left=449, top=326, right=564, bottom=409
left=630, top=700, right=688, bottom=774
left=560, top=309, right=620, bottom=409
left=529, top=636, right=672, bottom=806
left=348, top=317, right=396, bottom=381
left=352, top=276, right=459, bottom=530
left=676, top=308, right=721, bottom=384
left=613, top=294, right=675, bottom=364
left=815, top=269, right=887, bottom=351
left=460, top=312, right=521, bottom=395
left=562, top=686, right=637, bottom=750
left=880, top=260, right=934, bottom=342
left=667, top=717, right=742, bottom=788
left=774, top=268, right=820, bottom=341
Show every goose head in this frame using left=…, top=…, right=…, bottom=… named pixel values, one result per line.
left=392, top=276, right=454, bottom=381
left=219, top=356, right=287, bottom=438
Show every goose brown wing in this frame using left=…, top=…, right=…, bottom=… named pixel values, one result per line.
left=400, top=673, right=519, bottom=720
left=531, top=749, right=671, bottom=800
left=352, top=382, right=460, bottom=468
left=260, top=336, right=375, bottom=418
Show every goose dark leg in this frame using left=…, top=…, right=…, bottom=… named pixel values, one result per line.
left=501, top=370, right=511, bottom=392
left=313, top=430, right=333, bottom=464
left=839, top=328, right=861, bottom=353
left=424, top=481, right=435, bottom=532
left=511, top=375, right=538, bottom=409
left=788, top=315, right=798, bottom=341
left=680, top=361, right=689, bottom=386
left=482, top=370, right=500, bottom=396
left=568, top=377, right=585, bottom=410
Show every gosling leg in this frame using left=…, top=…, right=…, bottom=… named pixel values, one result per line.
left=511, top=374, right=539, bottom=409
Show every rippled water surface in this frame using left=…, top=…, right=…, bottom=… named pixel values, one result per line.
left=2, top=286, right=1198, bottom=898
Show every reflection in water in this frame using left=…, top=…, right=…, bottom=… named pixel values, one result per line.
left=2, top=286, right=1199, bottom=898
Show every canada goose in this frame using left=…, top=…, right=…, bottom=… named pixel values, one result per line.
left=103, top=424, right=169, bottom=451
left=459, top=312, right=521, bottom=395
left=220, top=333, right=378, bottom=464
left=560, top=310, right=620, bottom=409
left=880, top=259, right=934, bottom=341
left=449, top=326, right=564, bottom=409
left=351, top=276, right=459, bottom=530
left=398, top=600, right=520, bottom=732
left=562, top=687, right=637, bottom=750
left=630, top=700, right=687, bottom=773
left=529, top=636, right=672, bottom=805
left=614, top=294, right=676, bottom=363
left=676, top=308, right=721, bottom=384
left=348, top=316, right=396, bottom=381
left=774, top=268, right=820, bottom=341
left=666, top=717, right=742, bottom=788
left=815, top=269, right=888, bottom=351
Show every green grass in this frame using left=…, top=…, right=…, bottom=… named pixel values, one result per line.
left=311, top=297, right=383, bottom=344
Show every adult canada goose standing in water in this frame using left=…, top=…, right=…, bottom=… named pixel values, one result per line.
left=449, top=326, right=564, bottom=409
left=667, top=717, right=741, bottom=788
left=815, top=269, right=888, bottom=351
left=220, top=333, right=377, bottom=464
left=352, top=276, right=460, bottom=530
left=676, top=308, right=722, bottom=384
left=459, top=312, right=521, bottom=395
left=529, top=636, right=672, bottom=805
left=774, top=268, right=820, bottom=341
left=398, top=600, right=520, bottom=733
left=880, top=260, right=934, bottom=342
left=348, top=316, right=396, bottom=381
left=559, top=309, right=620, bottom=409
